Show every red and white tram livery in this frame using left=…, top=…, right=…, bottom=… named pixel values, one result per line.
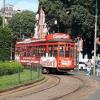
left=15, top=33, right=77, bottom=73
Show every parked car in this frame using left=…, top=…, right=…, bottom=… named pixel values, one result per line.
left=78, top=61, right=87, bottom=71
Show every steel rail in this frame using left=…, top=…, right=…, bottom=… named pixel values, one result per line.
left=51, top=76, right=85, bottom=100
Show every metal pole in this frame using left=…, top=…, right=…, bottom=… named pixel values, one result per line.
left=77, top=37, right=80, bottom=71
left=10, top=43, right=12, bottom=60
left=18, top=67, right=21, bottom=83
left=30, top=65, right=32, bottom=80
left=93, top=0, right=98, bottom=75
left=2, top=0, right=5, bottom=28
left=37, top=64, right=39, bottom=78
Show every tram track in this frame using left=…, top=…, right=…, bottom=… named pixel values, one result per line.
left=11, top=74, right=85, bottom=100
left=14, top=75, right=61, bottom=98
left=0, top=75, right=61, bottom=100
left=50, top=76, right=85, bottom=100
left=0, top=74, right=98, bottom=100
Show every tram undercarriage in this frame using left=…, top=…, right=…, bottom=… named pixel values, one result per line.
left=42, top=67, right=74, bottom=74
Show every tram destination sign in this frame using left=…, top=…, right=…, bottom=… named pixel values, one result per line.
left=46, top=33, right=71, bottom=40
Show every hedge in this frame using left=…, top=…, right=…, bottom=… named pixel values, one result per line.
left=0, top=61, right=23, bottom=76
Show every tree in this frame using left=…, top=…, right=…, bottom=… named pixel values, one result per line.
left=0, top=16, right=2, bottom=26
left=0, top=27, right=13, bottom=61
left=9, top=11, right=35, bottom=39
left=39, top=0, right=99, bottom=37
left=69, top=5, right=94, bottom=36
left=39, top=0, right=70, bottom=33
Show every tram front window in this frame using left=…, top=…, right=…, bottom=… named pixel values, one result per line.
left=59, top=45, right=64, bottom=57
left=65, top=46, right=70, bottom=57
left=48, top=45, right=58, bottom=57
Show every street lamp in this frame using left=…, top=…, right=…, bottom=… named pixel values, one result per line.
left=54, top=19, right=59, bottom=32
left=93, top=0, right=98, bottom=75
left=54, top=19, right=57, bottom=24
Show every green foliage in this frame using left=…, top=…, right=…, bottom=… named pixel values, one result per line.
left=9, top=11, right=35, bottom=38
left=0, top=69, right=43, bottom=91
left=0, top=16, right=2, bottom=26
left=69, top=5, right=94, bottom=35
left=39, top=0, right=100, bottom=37
left=0, top=27, right=13, bottom=61
left=39, top=0, right=69, bottom=33
left=0, top=61, right=23, bottom=76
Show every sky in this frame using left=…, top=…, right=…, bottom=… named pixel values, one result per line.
left=0, top=0, right=39, bottom=12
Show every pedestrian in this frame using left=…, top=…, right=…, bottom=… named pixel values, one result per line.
left=96, top=35, right=100, bottom=57
left=85, top=59, right=93, bottom=76
left=97, top=60, right=100, bottom=77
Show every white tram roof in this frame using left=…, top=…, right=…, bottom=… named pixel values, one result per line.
left=16, top=33, right=73, bottom=44
left=16, top=38, right=46, bottom=44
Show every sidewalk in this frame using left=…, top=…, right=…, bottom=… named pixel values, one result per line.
left=72, top=70, right=100, bottom=100
left=85, top=75, right=100, bottom=100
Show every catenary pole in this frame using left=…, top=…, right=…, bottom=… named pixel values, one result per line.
left=2, top=0, right=5, bottom=28
left=93, top=0, right=98, bottom=75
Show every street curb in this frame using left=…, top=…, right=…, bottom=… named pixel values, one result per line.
left=0, top=75, right=48, bottom=94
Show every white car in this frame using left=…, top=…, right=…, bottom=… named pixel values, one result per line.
left=78, top=61, right=87, bottom=71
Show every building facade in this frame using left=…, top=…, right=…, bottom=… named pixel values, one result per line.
left=0, top=4, right=21, bottom=24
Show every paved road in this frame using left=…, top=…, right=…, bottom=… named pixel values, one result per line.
left=85, top=75, right=100, bottom=100
left=5, top=75, right=82, bottom=100
left=73, top=70, right=100, bottom=100
left=0, top=71, right=99, bottom=100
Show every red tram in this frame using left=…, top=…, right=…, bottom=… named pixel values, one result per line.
left=15, top=33, right=77, bottom=73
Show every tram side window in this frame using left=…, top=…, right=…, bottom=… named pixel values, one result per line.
left=36, top=46, right=38, bottom=56
left=37, top=46, right=46, bottom=56
left=24, top=46, right=31, bottom=57
left=48, top=45, right=53, bottom=56
left=39, top=47, right=43, bottom=56
left=32, top=46, right=36, bottom=56
left=31, top=47, right=35, bottom=56
left=43, top=46, right=46, bottom=56
left=36, top=46, right=39, bottom=56
left=25, top=46, right=29, bottom=56
left=41, top=47, right=44, bottom=56
left=28, top=46, right=33, bottom=56
left=23, top=52, right=26, bottom=56
left=32, top=46, right=42, bottom=56
left=19, top=47, right=24, bottom=56
left=20, top=52, right=24, bottom=56
left=15, top=47, right=20, bottom=56
left=54, top=45, right=57, bottom=57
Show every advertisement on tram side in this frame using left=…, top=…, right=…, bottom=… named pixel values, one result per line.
left=19, top=56, right=40, bottom=65
left=40, top=57, right=57, bottom=68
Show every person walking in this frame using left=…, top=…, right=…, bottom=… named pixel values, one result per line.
left=85, top=59, right=93, bottom=76
left=97, top=60, right=100, bottom=77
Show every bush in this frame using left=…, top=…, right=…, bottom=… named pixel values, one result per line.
left=0, top=61, right=23, bottom=76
